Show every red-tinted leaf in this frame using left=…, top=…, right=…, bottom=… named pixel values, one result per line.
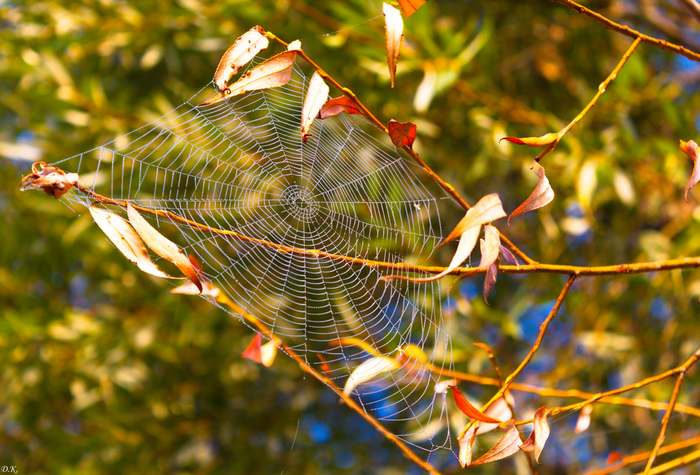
left=449, top=386, right=503, bottom=424
left=317, top=354, right=333, bottom=376
left=508, top=161, right=555, bottom=226
left=681, top=139, right=699, bottom=202
left=483, top=262, right=498, bottom=304
left=439, top=193, right=506, bottom=247
left=458, top=422, right=479, bottom=468
left=499, top=132, right=558, bottom=147
left=607, top=451, right=624, bottom=465
left=383, top=3, right=403, bottom=88
left=301, top=72, right=329, bottom=141
left=213, top=26, right=269, bottom=92
left=388, top=119, right=417, bottom=149
left=18, top=161, right=79, bottom=199
left=241, top=333, right=277, bottom=367
left=397, top=0, right=426, bottom=17
left=318, top=96, right=362, bottom=119
left=519, top=406, right=551, bottom=463
left=200, top=51, right=297, bottom=106
left=469, top=421, right=521, bottom=466
left=575, top=404, right=593, bottom=433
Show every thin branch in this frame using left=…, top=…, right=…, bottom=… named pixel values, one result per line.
left=674, top=0, right=700, bottom=24
left=636, top=447, right=700, bottom=475
left=553, top=0, right=700, bottom=63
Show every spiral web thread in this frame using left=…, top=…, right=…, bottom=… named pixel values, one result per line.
left=56, top=59, right=457, bottom=454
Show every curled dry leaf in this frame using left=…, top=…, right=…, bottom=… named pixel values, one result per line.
left=19, top=161, right=79, bottom=199
left=241, top=333, right=277, bottom=367
left=479, top=224, right=500, bottom=303
left=469, top=421, right=521, bottom=466
left=301, top=72, right=329, bottom=141
left=575, top=404, right=593, bottom=433
left=499, top=244, right=519, bottom=267
left=318, top=96, right=362, bottom=119
left=126, top=204, right=203, bottom=292
left=287, top=39, right=302, bottom=51
left=383, top=2, right=403, bottom=88
left=200, top=50, right=298, bottom=106
left=449, top=386, right=503, bottom=424
left=476, top=393, right=515, bottom=435
left=458, top=422, right=480, bottom=468
left=89, top=204, right=171, bottom=280
left=213, top=26, right=269, bottom=92
left=681, top=139, right=699, bottom=202
left=387, top=119, right=417, bottom=149
left=439, top=193, right=506, bottom=247
left=508, top=160, right=555, bottom=226
left=519, top=406, right=551, bottom=463
left=343, top=356, right=398, bottom=397
left=397, top=0, right=426, bottom=17
left=499, top=132, right=558, bottom=147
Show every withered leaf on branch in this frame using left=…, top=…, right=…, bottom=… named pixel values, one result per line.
left=498, top=244, right=519, bottom=267
left=241, top=333, right=277, bottom=367
left=449, top=386, right=503, bottom=424
left=301, top=72, right=329, bottom=141
left=387, top=119, right=417, bottom=149
left=126, top=204, right=203, bottom=292
left=171, top=255, right=219, bottom=297
left=458, top=422, right=480, bottom=468
left=318, top=96, right=362, bottom=119
left=519, top=406, right=551, bottom=463
left=343, top=356, right=397, bottom=397
left=469, top=421, right=521, bottom=466
left=508, top=160, right=555, bottom=226
left=19, top=161, right=79, bottom=199
left=397, top=0, right=427, bottom=17
left=499, top=132, right=558, bottom=147
left=439, top=193, right=506, bottom=247
left=479, top=225, right=501, bottom=304
left=200, top=50, right=298, bottom=106
left=89, top=204, right=171, bottom=280
left=681, top=139, right=699, bottom=202
left=213, top=26, right=269, bottom=92
left=383, top=2, right=403, bottom=88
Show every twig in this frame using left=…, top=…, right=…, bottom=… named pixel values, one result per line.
left=636, top=447, right=700, bottom=475
left=674, top=0, right=700, bottom=24
left=553, top=0, right=700, bottom=63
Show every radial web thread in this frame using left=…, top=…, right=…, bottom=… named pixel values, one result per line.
left=56, top=59, right=457, bottom=455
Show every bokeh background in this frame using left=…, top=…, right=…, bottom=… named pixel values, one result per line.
left=2, top=0, right=700, bottom=473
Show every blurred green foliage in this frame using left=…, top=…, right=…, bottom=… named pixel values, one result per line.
left=2, top=0, right=700, bottom=473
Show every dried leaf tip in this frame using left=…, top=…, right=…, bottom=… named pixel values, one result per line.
left=519, top=406, right=551, bottom=463
left=301, top=72, right=329, bottom=141
left=383, top=3, right=403, bottom=88
left=214, top=26, right=269, bottom=92
left=449, top=385, right=503, bottom=424
left=499, top=132, right=558, bottom=147
left=508, top=161, right=554, bottom=226
left=681, top=139, right=699, bottom=202
left=19, top=162, right=79, bottom=199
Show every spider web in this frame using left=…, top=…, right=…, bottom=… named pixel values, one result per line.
left=56, top=58, right=458, bottom=455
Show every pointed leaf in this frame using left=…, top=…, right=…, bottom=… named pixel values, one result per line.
left=318, top=96, right=362, bottom=119
left=213, top=26, right=269, bottom=92
left=508, top=161, right=555, bottom=226
left=241, top=334, right=277, bottom=367
left=519, top=406, right=551, bottom=463
left=575, top=404, right=593, bottom=433
left=383, top=3, right=403, bottom=88
left=301, top=72, right=329, bottom=141
left=126, top=204, right=203, bottom=292
left=458, top=422, right=480, bottom=468
left=439, top=193, right=506, bottom=247
left=483, top=262, right=498, bottom=304
left=388, top=119, right=417, bottom=149
left=19, top=161, right=79, bottom=199
left=200, top=50, right=297, bottom=106
left=89, top=205, right=171, bottom=279
left=477, top=393, right=515, bottom=435
left=287, top=39, right=302, bottom=51
left=449, top=386, right=503, bottom=424
left=499, top=133, right=558, bottom=147
left=397, top=0, right=426, bottom=17
left=171, top=281, right=219, bottom=297
left=343, top=356, right=398, bottom=397
left=681, top=139, right=699, bottom=202
left=499, top=244, right=519, bottom=267
left=469, top=421, right=521, bottom=466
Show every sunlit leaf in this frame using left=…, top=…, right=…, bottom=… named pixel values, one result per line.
left=301, top=72, right=329, bottom=141
left=681, top=139, right=699, bottom=202
left=387, top=119, right=417, bottom=149
left=213, top=26, right=269, bottom=92
left=508, top=161, right=555, bottom=225
left=241, top=333, right=277, bottom=367
left=343, top=356, right=398, bottom=397
left=200, top=50, right=297, bottom=106
left=126, top=204, right=203, bottom=292
left=458, top=422, right=479, bottom=468
left=449, top=386, right=503, bottom=423
left=318, top=96, right=362, bottom=119
left=499, top=132, right=558, bottom=147
left=383, top=3, right=403, bottom=88
left=18, top=161, right=79, bottom=199
left=469, top=421, right=521, bottom=466
left=519, top=406, right=551, bottom=463
left=575, top=404, right=593, bottom=433
left=434, top=379, right=457, bottom=394
left=439, top=193, right=506, bottom=247
left=476, top=393, right=515, bottom=435
left=397, top=0, right=426, bottom=17
left=287, top=39, right=302, bottom=51
left=479, top=225, right=500, bottom=303
left=89, top=204, right=171, bottom=280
